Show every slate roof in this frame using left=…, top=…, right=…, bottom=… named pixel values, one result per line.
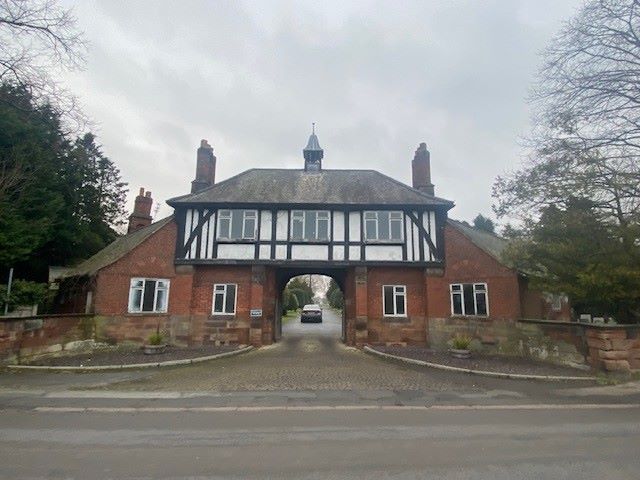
left=63, top=216, right=174, bottom=278
left=447, top=219, right=508, bottom=263
left=168, top=169, right=454, bottom=207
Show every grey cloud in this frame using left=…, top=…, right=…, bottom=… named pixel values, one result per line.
left=62, top=0, right=582, bottom=223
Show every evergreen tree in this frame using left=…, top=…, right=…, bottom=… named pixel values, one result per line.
left=473, top=214, right=495, bottom=234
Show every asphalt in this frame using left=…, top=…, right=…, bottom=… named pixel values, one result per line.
left=0, top=406, right=638, bottom=479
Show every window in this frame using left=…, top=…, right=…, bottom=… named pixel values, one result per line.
left=382, top=285, right=407, bottom=317
left=128, top=278, right=169, bottom=313
left=450, top=283, right=488, bottom=316
left=364, top=211, right=403, bottom=241
left=212, top=284, right=237, bottom=315
left=217, top=210, right=257, bottom=240
left=291, top=210, right=330, bottom=241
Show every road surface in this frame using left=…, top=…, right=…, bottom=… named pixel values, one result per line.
left=0, top=405, right=638, bottom=479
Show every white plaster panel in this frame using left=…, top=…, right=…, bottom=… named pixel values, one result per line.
left=275, top=244, right=287, bottom=260
left=189, top=209, right=199, bottom=259
left=365, top=245, right=403, bottom=261
left=429, top=210, right=437, bottom=249
left=405, top=214, right=413, bottom=262
left=333, top=246, right=344, bottom=261
left=260, top=210, right=272, bottom=241
left=206, top=212, right=215, bottom=259
left=291, top=245, right=328, bottom=260
left=276, top=210, right=288, bottom=241
left=259, top=244, right=271, bottom=260
left=216, top=244, right=254, bottom=260
left=349, top=246, right=361, bottom=261
left=348, top=211, right=360, bottom=241
left=199, top=210, right=209, bottom=259
left=333, top=211, right=344, bottom=241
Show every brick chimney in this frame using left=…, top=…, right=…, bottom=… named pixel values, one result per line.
left=127, top=187, right=153, bottom=233
left=191, top=139, right=216, bottom=193
left=412, top=142, right=435, bottom=196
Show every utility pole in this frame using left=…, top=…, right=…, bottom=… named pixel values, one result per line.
left=4, top=268, right=13, bottom=316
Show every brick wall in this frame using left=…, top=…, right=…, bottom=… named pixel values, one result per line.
left=365, top=266, right=427, bottom=346
left=0, top=314, right=90, bottom=362
left=426, top=224, right=523, bottom=320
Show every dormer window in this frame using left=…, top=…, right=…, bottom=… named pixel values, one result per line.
left=217, top=209, right=257, bottom=240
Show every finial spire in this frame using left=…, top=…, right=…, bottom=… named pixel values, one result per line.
left=312, top=122, right=315, bottom=134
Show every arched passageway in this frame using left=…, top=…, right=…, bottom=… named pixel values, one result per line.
left=274, top=267, right=346, bottom=342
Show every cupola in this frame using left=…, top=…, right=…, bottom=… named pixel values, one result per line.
left=303, top=123, right=323, bottom=171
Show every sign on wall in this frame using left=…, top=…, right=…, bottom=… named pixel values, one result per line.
left=250, top=309, right=263, bottom=318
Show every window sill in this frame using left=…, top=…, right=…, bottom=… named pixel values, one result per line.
left=364, top=241, right=404, bottom=245
left=382, top=315, right=410, bottom=323
left=126, top=312, right=169, bottom=316
left=450, top=315, right=490, bottom=320
left=216, top=239, right=256, bottom=244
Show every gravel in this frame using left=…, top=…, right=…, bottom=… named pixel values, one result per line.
left=373, top=346, right=593, bottom=377
left=25, top=345, right=239, bottom=367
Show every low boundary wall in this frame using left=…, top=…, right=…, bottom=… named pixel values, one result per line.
left=428, top=317, right=640, bottom=372
left=0, top=314, right=92, bottom=363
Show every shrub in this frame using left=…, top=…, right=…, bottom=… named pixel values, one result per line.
left=451, top=334, right=472, bottom=350
left=147, top=332, right=164, bottom=345
left=0, top=280, right=50, bottom=311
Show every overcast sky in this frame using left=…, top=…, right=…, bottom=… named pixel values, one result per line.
left=61, top=0, right=583, bottom=225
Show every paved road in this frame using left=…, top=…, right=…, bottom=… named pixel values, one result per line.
left=282, top=306, right=342, bottom=338
left=0, top=406, right=638, bottom=479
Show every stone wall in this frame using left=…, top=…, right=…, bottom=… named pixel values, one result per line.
left=586, top=328, right=640, bottom=372
left=0, top=314, right=91, bottom=363
left=427, top=317, right=640, bottom=372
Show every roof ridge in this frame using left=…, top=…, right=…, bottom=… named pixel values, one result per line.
left=167, top=169, right=258, bottom=205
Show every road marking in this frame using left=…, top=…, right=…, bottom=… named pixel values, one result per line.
left=28, top=403, right=640, bottom=413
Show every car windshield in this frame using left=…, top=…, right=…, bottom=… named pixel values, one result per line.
left=303, top=304, right=321, bottom=311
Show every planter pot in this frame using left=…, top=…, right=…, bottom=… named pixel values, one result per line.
left=449, top=348, right=471, bottom=359
left=143, top=344, right=167, bottom=355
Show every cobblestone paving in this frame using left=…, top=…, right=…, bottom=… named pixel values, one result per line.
left=109, top=310, right=487, bottom=392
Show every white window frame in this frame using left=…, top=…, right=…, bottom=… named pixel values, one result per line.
left=290, top=210, right=331, bottom=241
left=364, top=211, right=404, bottom=242
left=128, top=278, right=170, bottom=313
left=450, top=283, right=489, bottom=317
left=216, top=209, right=257, bottom=241
left=212, top=283, right=238, bottom=315
left=382, top=285, right=408, bottom=317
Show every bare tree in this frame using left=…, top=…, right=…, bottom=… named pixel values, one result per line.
left=494, top=0, right=640, bottom=249
left=0, top=0, right=87, bottom=128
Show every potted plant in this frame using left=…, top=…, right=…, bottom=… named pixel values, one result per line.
left=449, top=333, right=472, bottom=359
left=143, top=324, right=167, bottom=355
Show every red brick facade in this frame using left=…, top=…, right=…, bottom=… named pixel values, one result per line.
left=66, top=217, right=567, bottom=348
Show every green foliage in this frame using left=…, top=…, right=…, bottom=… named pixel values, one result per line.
left=473, top=214, right=495, bottom=234
left=450, top=334, right=472, bottom=350
left=502, top=200, right=640, bottom=322
left=0, top=83, right=128, bottom=280
left=147, top=332, right=164, bottom=346
left=282, top=286, right=300, bottom=312
left=326, top=279, right=344, bottom=309
left=0, top=280, right=49, bottom=309
left=287, top=277, right=314, bottom=308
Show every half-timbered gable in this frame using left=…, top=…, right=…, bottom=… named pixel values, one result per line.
left=168, top=168, right=453, bottom=266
